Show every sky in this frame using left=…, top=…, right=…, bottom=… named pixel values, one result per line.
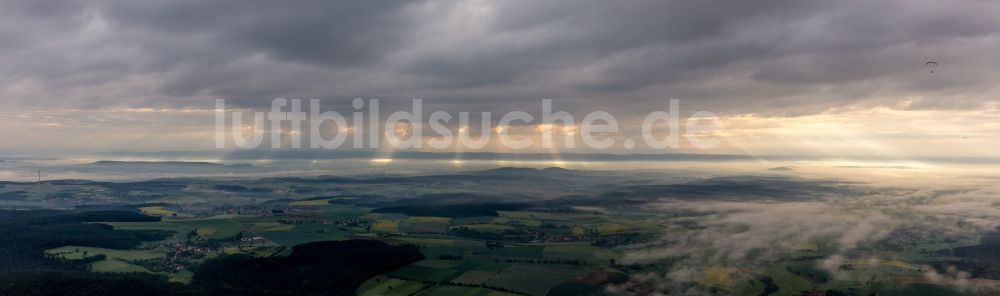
left=1, top=0, right=998, bottom=158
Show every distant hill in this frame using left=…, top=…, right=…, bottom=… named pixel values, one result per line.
left=88, top=160, right=252, bottom=168
left=603, top=175, right=865, bottom=202
left=474, top=166, right=573, bottom=176
left=372, top=202, right=533, bottom=218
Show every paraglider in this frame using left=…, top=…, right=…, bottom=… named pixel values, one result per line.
left=926, top=61, right=938, bottom=74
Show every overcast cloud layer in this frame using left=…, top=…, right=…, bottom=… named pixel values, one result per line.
left=4, top=0, right=1000, bottom=111
left=1, top=0, right=999, bottom=153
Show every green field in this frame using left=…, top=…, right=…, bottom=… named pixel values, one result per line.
left=46, top=246, right=197, bottom=283
left=492, top=217, right=542, bottom=227
left=290, top=198, right=334, bottom=206
left=107, top=216, right=256, bottom=240
left=373, top=220, right=401, bottom=233
left=497, top=211, right=576, bottom=221
left=410, top=216, right=452, bottom=223
left=105, top=221, right=195, bottom=240
left=702, top=267, right=736, bottom=290
left=416, top=285, right=521, bottom=296
left=397, top=237, right=483, bottom=248
left=251, top=221, right=295, bottom=232
left=46, top=246, right=164, bottom=261
left=177, top=217, right=249, bottom=239
left=357, top=276, right=429, bottom=296
left=595, top=222, right=633, bottom=234
left=452, top=261, right=513, bottom=273
left=139, top=206, right=176, bottom=216
left=452, top=224, right=513, bottom=232
left=89, top=259, right=151, bottom=273
left=766, top=263, right=815, bottom=294
left=163, top=271, right=194, bottom=284
left=488, top=246, right=545, bottom=259
left=389, top=265, right=462, bottom=283
left=450, top=270, right=498, bottom=285
left=258, top=223, right=350, bottom=246
left=399, top=220, right=449, bottom=233
left=541, top=243, right=607, bottom=262
left=485, top=264, right=585, bottom=296
left=413, top=259, right=463, bottom=269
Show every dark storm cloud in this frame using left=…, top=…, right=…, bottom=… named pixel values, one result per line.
left=1, top=0, right=998, bottom=115
left=104, top=1, right=412, bottom=66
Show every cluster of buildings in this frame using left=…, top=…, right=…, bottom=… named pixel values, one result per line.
left=278, top=217, right=365, bottom=227
left=164, top=242, right=222, bottom=258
